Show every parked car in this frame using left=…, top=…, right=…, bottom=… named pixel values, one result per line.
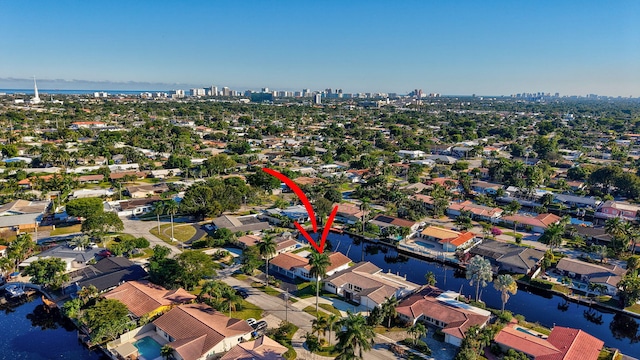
left=246, top=318, right=257, bottom=327
left=97, top=249, right=112, bottom=258
left=204, top=224, right=214, bottom=230
left=233, top=286, right=249, bottom=299
left=252, top=320, right=267, bottom=331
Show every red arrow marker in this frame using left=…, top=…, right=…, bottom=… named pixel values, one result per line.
left=262, top=167, right=337, bottom=253
left=295, top=205, right=338, bottom=254
left=263, top=168, right=317, bottom=232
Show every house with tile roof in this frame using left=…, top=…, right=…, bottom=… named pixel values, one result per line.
left=334, top=202, right=365, bottom=225
left=501, top=213, right=561, bottom=233
left=323, top=261, right=418, bottom=309
left=220, top=335, right=288, bottom=360
left=419, top=226, right=476, bottom=252
left=494, top=323, right=604, bottom=360
left=211, top=214, right=271, bottom=233
left=151, top=303, right=254, bottom=360
left=596, top=200, right=640, bottom=221
left=554, top=258, right=626, bottom=295
left=447, top=200, right=503, bottom=223
left=269, top=251, right=351, bottom=281
left=369, top=214, right=419, bottom=236
left=103, top=280, right=196, bottom=319
left=396, top=286, right=490, bottom=347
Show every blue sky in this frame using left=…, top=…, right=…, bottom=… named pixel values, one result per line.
left=1, top=1, right=639, bottom=96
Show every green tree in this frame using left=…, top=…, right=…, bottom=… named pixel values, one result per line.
left=151, top=245, right=171, bottom=262
left=335, top=312, right=376, bottom=360
left=204, top=153, right=236, bottom=175
left=247, top=169, right=281, bottom=192
left=152, top=201, right=166, bottom=233
left=380, top=296, right=399, bottom=328
left=409, top=322, right=427, bottom=345
left=175, top=250, right=216, bottom=290
left=164, top=200, right=179, bottom=244
left=493, top=274, right=517, bottom=312
left=81, top=212, right=124, bottom=238
left=312, top=316, right=328, bottom=342
left=466, top=256, right=493, bottom=302
left=80, top=298, right=131, bottom=343
left=240, top=245, right=262, bottom=274
left=309, top=251, right=331, bottom=314
left=326, top=313, right=340, bottom=346
left=66, top=197, right=104, bottom=219
left=539, top=222, right=565, bottom=250
left=160, top=345, right=174, bottom=360
left=324, top=188, right=343, bottom=203
left=24, top=257, right=69, bottom=289
left=618, top=275, right=640, bottom=307
left=424, top=271, right=437, bottom=286
left=256, top=235, right=277, bottom=286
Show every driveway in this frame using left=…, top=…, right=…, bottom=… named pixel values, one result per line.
left=121, top=217, right=182, bottom=257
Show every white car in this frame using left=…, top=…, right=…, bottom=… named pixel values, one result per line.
left=204, top=224, right=214, bottom=230
left=246, top=318, right=257, bottom=327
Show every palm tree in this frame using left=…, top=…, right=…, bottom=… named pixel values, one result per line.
left=466, top=256, right=493, bottom=302
left=309, top=251, right=331, bottom=313
left=326, top=313, right=340, bottom=346
left=0, top=257, right=13, bottom=279
left=70, top=234, right=90, bottom=250
left=152, top=201, right=166, bottom=233
left=256, top=235, right=277, bottom=286
left=164, top=200, right=179, bottom=245
left=335, top=312, right=376, bottom=360
left=312, top=316, right=329, bottom=342
left=409, top=322, right=427, bottom=345
left=493, top=274, right=517, bottom=312
left=380, top=296, right=399, bottom=328
left=77, top=285, right=99, bottom=305
left=424, top=271, right=437, bottom=286
left=160, top=344, right=174, bottom=360
left=605, top=217, right=626, bottom=254
left=539, top=222, right=565, bottom=250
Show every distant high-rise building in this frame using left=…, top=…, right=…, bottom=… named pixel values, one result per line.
left=314, top=94, right=322, bottom=105
left=207, top=86, right=218, bottom=96
left=190, top=88, right=205, bottom=96
left=302, top=89, right=311, bottom=97
left=222, top=87, right=231, bottom=96
left=170, top=89, right=185, bottom=99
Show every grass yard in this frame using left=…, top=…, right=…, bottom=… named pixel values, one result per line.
left=302, top=304, right=341, bottom=318
left=374, top=325, right=408, bottom=334
left=49, top=223, right=82, bottom=236
left=232, top=273, right=249, bottom=281
left=150, top=223, right=197, bottom=243
left=251, top=282, right=281, bottom=296
left=231, top=299, right=264, bottom=320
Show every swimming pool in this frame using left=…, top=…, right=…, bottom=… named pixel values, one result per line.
left=134, top=336, right=163, bottom=360
left=414, top=241, right=436, bottom=249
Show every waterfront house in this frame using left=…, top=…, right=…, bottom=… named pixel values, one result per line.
left=419, top=226, right=476, bottom=252
left=552, top=194, right=600, bottom=209
left=125, top=183, right=170, bottom=198
left=396, top=286, right=490, bottom=347
left=554, top=258, right=625, bottom=295
left=64, top=257, right=148, bottom=294
left=470, top=181, right=503, bottom=195
left=470, top=240, right=544, bottom=274
left=269, top=251, right=351, bottom=281
left=103, top=280, right=196, bottom=319
left=259, top=205, right=310, bottom=225
left=565, top=225, right=612, bottom=245
left=369, top=214, right=418, bottom=235
left=19, top=244, right=105, bottom=272
left=220, top=335, right=288, bottom=360
left=152, top=303, right=254, bottom=360
left=500, top=213, right=561, bottom=233
left=322, top=261, right=418, bottom=309
left=596, top=200, right=640, bottom=221
left=334, top=202, right=365, bottom=225
left=494, top=323, right=603, bottom=360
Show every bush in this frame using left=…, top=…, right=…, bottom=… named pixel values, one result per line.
left=134, top=237, right=150, bottom=248
left=498, top=311, right=513, bottom=323
left=401, top=338, right=431, bottom=355
left=491, top=227, right=502, bottom=236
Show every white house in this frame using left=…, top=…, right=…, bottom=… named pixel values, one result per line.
left=269, top=252, right=351, bottom=281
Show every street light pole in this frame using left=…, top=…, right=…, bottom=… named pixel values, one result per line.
left=284, top=290, right=289, bottom=322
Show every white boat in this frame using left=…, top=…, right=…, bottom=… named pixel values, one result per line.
left=5, top=284, right=26, bottom=298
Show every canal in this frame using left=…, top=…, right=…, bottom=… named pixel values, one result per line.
left=312, top=232, right=640, bottom=357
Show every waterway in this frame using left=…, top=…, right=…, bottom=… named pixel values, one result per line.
left=318, top=232, right=640, bottom=357
left=0, top=296, right=107, bottom=360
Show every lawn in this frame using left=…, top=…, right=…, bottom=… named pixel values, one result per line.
left=149, top=223, right=197, bottom=243
left=251, top=282, right=281, bottom=297
left=49, top=223, right=82, bottom=236
left=302, top=304, right=341, bottom=318
left=231, top=299, right=264, bottom=320
left=232, top=273, right=249, bottom=281
left=374, top=325, right=408, bottom=334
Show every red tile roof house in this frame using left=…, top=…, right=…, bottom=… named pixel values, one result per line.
left=501, top=213, right=561, bottom=233
left=596, top=200, right=640, bottom=221
left=396, top=286, right=491, bottom=347
left=103, top=280, right=196, bottom=319
left=152, top=303, right=254, bottom=360
left=447, top=200, right=503, bottom=223
left=220, top=335, right=288, bottom=360
left=494, top=323, right=603, bottom=360
left=268, top=251, right=351, bottom=281
left=334, top=202, right=365, bottom=225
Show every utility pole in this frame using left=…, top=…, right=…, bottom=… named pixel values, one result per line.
left=284, top=290, right=290, bottom=322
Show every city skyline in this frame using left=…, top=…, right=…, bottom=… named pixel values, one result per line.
left=1, top=1, right=639, bottom=96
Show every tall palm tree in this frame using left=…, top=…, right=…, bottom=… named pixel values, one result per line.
left=326, top=313, right=340, bottom=346
left=335, top=312, right=376, bottom=360
left=256, top=235, right=277, bottom=286
left=312, top=316, right=329, bottom=342
left=409, top=322, right=427, bottom=345
left=152, top=201, right=166, bottom=233
left=493, top=274, right=517, bottom=312
left=466, top=256, right=493, bottom=302
left=380, top=296, right=399, bottom=328
left=164, top=200, right=179, bottom=245
left=309, top=251, right=331, bottom=313
left=0, top=257, right=13, bottom=279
